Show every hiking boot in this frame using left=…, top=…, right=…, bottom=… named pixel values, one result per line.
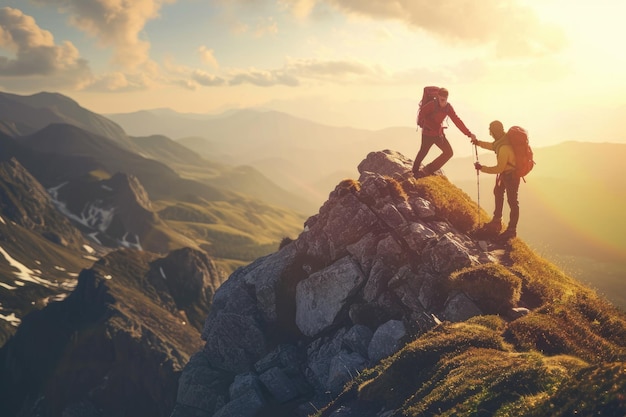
left=472, top=218, right=502, bottom=240
left=496, top=229, right=516, bottom=243
left=413, top=169, right=428, bottom=179
left=483, top=218, right=503, bottom=234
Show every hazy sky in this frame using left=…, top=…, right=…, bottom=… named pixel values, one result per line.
left=1, top=1, right=625, bottom=149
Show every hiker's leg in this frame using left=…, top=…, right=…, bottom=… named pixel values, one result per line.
left=493, top=174, right=505, bottom=221
left=504, top=173, right=521, bottom=232
left=413, top=134, right=436, bottom=175
left=424, top=135, right=453, bottom=174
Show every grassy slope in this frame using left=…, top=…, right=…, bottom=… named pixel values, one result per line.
left=131, top=134, right=317, bottom=214
left=154, top=198, right=305, bottom=275
left=317, top=176, right=626, bottom=417
left=127, top=133, right=310, bottom=273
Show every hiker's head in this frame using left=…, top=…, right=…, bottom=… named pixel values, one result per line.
left=437, top=88, right=448, bottom=106
left=489, top=120, right=505, bottom=138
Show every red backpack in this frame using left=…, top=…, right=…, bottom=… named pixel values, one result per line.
left=416, top=86, right=441, bottom=127
left=507, top=126, right=535, bottom=179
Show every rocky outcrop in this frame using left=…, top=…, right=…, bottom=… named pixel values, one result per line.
left=171, top=150, right=520, bottom=417
left=0, top=247, right=226, bottom=417
left=147, top=247, right=223, bottom=330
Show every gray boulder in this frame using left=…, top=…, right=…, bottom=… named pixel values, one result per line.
left=342, top=324, right=373, bottom=359
left=203, top=313, right=267, bottom=373
left=296, top=257, right=365, bottom=338
left=327, top=351, right=367, bottom=395
left=174, top=352, right=228, bottom=415
left=259, top=367, right=300, bottom=403
left=368, top=320, right=407, bottom=363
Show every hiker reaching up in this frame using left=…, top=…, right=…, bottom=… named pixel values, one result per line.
left=472, top=120, right=519, bottom=242
left=413, top=87, right=477, bottom=178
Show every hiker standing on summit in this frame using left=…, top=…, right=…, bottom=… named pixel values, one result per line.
left=473, top=120, right=520, bottom=242
left=414, top=87, right=476, bottom=178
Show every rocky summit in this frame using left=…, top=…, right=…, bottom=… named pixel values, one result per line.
left=170, top=149, right=528, bottom=417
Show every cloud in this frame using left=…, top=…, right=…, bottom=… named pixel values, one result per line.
left=0, top=8, right=170, bottom=94
left=229, top=20, right=250, bottom=35
left=224, top=16, right=279, bottom=38
left=198, top=46, right=219, bottom=69
left=161, top=56, right=387, bottom=89
left=253, top=17, right=278, bottom=37
left=229, top=68, right=299, bottom=87
left=280, top=0, right=566, bottom=58
left=84, top=71, right=157, bottom=92
left=223, top=58, right=385, bottom=87
left=172, top=78, right=198, bottom=91
left=34, top=0, right=175, bottom=68
left=192, top=69, right=225, bottom=86
left=286, top=58, right=384, bottom=81
left=0, top=7, right=91, bottom=89
left=162, top=56, right=225, bottom=89
left=278, top=0, right=317, bottom=19
left=81, top=58, right=164, bottom=92
left=210, top=1, right=280, bottom=38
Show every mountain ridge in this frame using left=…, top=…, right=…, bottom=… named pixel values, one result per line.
left=169, top=149, right=626, bottom=417
left=0, top=91, right=134, bottom=150
left=1, top=89, right=316, bottom=214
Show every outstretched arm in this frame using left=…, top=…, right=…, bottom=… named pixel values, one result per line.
left=479, top=146, right=513, bottom=174
left=447, top=104, right=474, bottom=138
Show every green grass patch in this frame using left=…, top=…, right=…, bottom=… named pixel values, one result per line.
left=154, top=197, right=304, bottom=265
left=408, top=175, right=486, bottom=233
left=321, top=321, right=599, bottom=417
left=355, top=322, right=506, bottom=408
left=524, top=362, right=626, bottom=417
left=449, top=264, right=522, bottom=315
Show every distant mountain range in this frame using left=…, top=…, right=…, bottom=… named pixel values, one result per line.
left=107, top=108, right=418, bottom=206
left=0, top=90, right=307, bottom=345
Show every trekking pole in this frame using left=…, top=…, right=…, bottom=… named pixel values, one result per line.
left=474, top=143, right=481, bottom=227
